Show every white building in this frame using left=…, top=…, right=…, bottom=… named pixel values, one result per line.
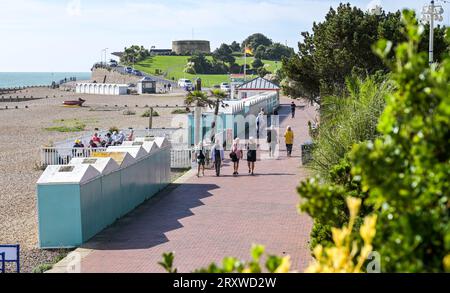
left=76, top=83, right=128, bottom=95
left=236, top=77, right=280, bottom=100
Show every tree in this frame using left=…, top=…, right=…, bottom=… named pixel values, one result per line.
left=255, top=45, right=267, bottom=59
left=252, top=58, right=264, bottom=69
left=213, top=44, right=235, bottom=65
left=209, top=89, right=229, bottom=143
left=257, top=67, right=270, bottom=78
left=282, top=4, right=448, bottom=102
left=282, top=32, right=321, bottom=104
left=230, top=41, right=241, bottom=52
left=185, top=91, right=215, bottom=146
left=121, top=45, right=150, bottom=65
left=264, top=43, right=294, bottom=60
left=188, top=53, right=212, bottom=74
left=242, top=33, right=273, bottom=51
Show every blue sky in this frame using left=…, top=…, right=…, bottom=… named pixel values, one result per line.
left=0, top=0, right=440, bottom=72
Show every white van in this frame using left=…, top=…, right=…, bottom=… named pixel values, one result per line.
left=178, top=79, right=194, bottom=90
left=220, top=82, right=231, bottom=93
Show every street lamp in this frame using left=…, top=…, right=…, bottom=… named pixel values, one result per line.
left=421, top=1, right=444, bottom=65
left=100, top=48, right=109, bottom=66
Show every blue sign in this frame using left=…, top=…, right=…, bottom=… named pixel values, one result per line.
left=0, top=245, right=20, bottom=273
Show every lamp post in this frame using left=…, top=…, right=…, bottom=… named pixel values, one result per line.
left=421, top=1, right=444, bottom=65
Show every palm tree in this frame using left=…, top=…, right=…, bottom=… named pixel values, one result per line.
left=209, top=89, right=228, bottom=143
left=185, top=90, right=215, bottom=146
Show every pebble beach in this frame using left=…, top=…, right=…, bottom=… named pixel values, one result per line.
left=0, top=86, right=189, bottom=272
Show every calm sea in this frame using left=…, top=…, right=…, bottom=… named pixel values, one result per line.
left=0, top=72, right=91, bottom=88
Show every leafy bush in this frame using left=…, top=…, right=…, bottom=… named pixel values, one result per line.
left=171, top=109, right=189, bottom=114
left=32, top=264, right=53, bottom=273
left=310, top=75, right=391, bottom=178
left=300, top=10, right=450, bottom=272
left=123, top=110, right=136, bottom=116
left=160, top=245, right=291, bottom=273
left=141, top=110, right=160, bottom=117
left=349, top=11, right=450, bottom=272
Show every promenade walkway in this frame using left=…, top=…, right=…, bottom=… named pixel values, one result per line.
left=54, top=98, right=316, bottom=273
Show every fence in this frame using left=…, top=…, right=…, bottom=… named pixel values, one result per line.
left=171, top=149, right=193, bottom=169
left=41, top=147, right=108, bottom=166
left=41, top=146, right=193, bottom=169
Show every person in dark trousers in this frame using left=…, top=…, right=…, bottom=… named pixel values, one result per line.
left=211, top=140, right=225, bottom=177
left=164, top=84, right=167, bottom=92
left=291, top=101, right=296, bottom=118
left=168, top=83, right=172, bottom=92
left=284, top=126, right=294, bottom=157
left=247, top=137, right=257, bottom=175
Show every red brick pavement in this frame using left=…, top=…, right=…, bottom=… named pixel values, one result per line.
left=79, top=98, right=316, bottom=273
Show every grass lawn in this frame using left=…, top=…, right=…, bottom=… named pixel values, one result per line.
left=44, top=118, right=97, bottom=133
left=134, top=56, right=280, bottom=87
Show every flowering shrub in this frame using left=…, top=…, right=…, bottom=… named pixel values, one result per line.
left=306, top=197, right=377, bottom=273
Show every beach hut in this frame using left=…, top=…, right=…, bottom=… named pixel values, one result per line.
left=106, top=146, right=149, bottom=213
left=69, top=157, right=120, bottom=231
left=128, top=139, right=162, bottom=198
left=137, top=77, right=157, bottom=94
left=92, top=151, right=136, bottom=217
left=153, top=137, right=171, bottom=190
left=36, top=164, right=101, bottom=248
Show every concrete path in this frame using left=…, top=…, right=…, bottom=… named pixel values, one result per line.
left=51, top=98, right=316, bottom=273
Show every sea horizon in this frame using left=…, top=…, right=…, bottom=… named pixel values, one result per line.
left=0, top=72, right=91, bottom=88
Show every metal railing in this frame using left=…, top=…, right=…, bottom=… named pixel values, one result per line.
left=41, top=146, right=193, bottom=169
left=171, top=149, right=193, bottom=169
left=41, top=147, right=108, bottom=166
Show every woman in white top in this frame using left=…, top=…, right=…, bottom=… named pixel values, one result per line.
left=230, top=138, right=243, bottom=176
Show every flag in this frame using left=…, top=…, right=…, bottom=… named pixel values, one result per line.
left=245, top=47, right=253, bottom=55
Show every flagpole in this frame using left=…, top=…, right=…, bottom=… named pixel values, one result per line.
left=244, top=44, right=247, bottom=81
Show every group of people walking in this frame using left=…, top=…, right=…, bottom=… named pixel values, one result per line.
left=195, top=125, right=295, bottom=177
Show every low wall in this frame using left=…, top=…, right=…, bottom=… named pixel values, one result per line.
left=91, top=68, right=140, bottom=84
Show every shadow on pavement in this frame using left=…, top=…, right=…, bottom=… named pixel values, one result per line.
left=82, top=182, right=219, bottom=250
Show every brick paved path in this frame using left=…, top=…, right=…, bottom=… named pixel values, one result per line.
left=77, top=98, right=316, bottom=273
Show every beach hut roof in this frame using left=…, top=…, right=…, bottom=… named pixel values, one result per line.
left=92, top=152, right=136, bottom=168
left=37, top=164, right=100, bottom=185
left=154, top=137, right=171, bottom=149
left=69, top=157, right=119, bottom=175
left=106, top=146, right=148, bottom=160
left=123, top=140, right=160, bottom=154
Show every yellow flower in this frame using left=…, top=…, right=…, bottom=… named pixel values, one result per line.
left=305, top=261, right=321, bottom=273
left=346, top=197, right=362, bottom=219
left=360, top=214, right=377, bottom=244
left=242, top=268, right=252, bottom=273
left=274, top=256, right=291, bottom=273
left=313, top=245, right=323, bottom=260
left=332, top=227, right=349, bottom=247
left=444, top=254, right=450, bottom=272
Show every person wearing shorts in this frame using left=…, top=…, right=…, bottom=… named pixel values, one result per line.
left=195, top=142, right=206, bottom=177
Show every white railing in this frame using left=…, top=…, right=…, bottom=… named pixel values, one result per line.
left=41, top=146, right=193, bottom=169
left=171, top=149, right=193, bottom=169
left=41, top=147, right=108, bottom=166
